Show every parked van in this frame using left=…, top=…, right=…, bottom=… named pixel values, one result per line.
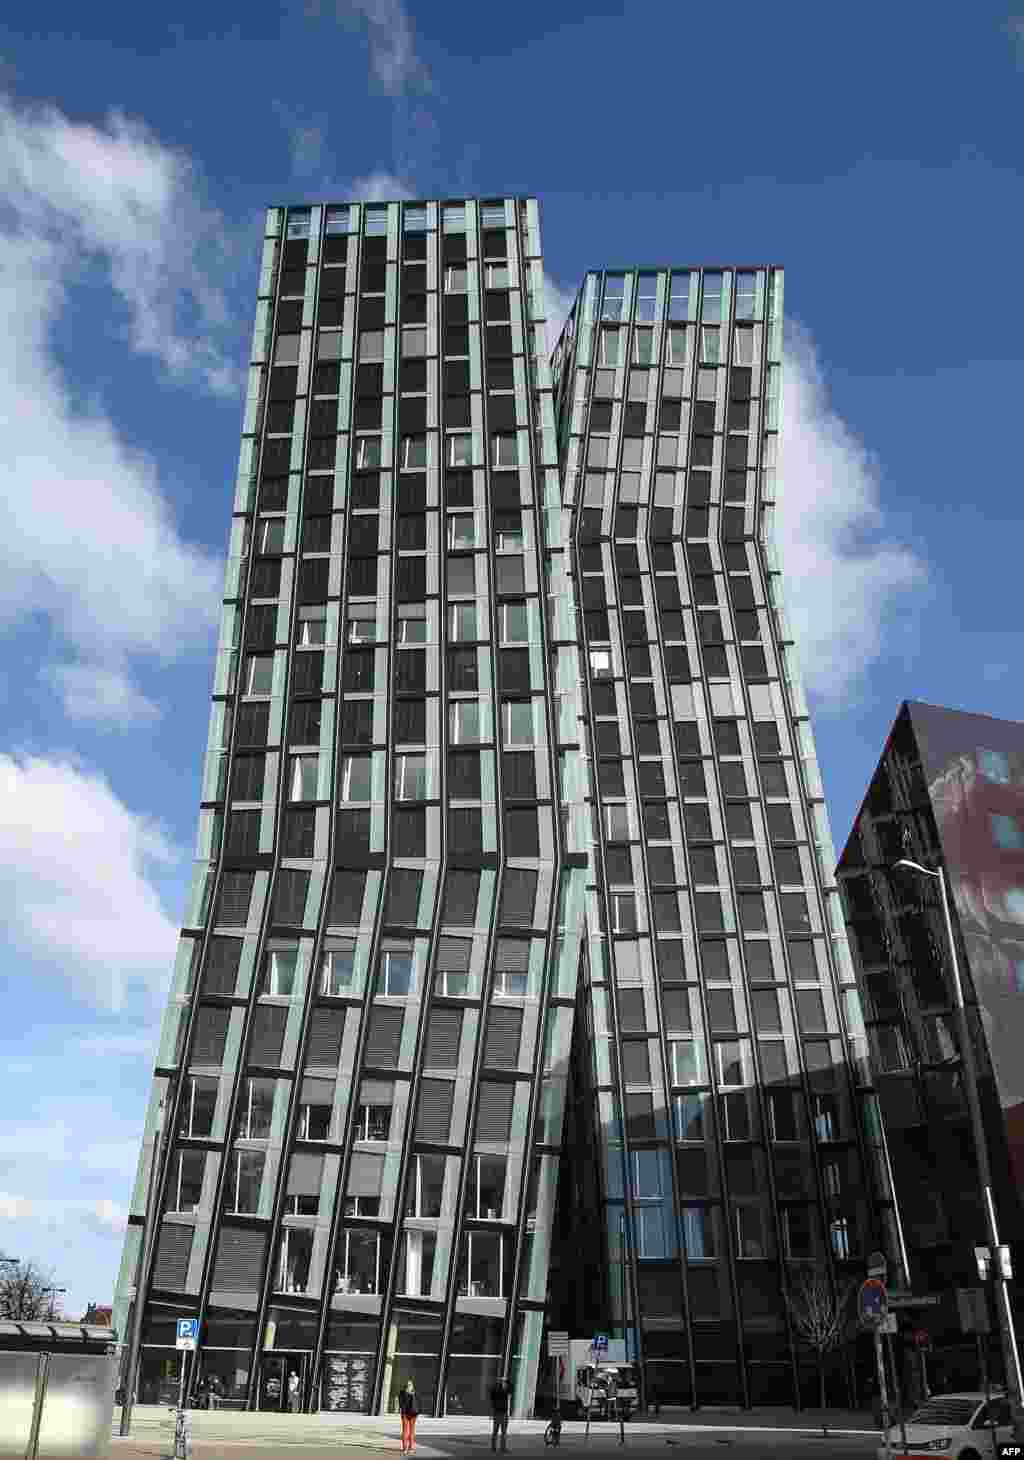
left=554, top=1339, right=639, bottom=1419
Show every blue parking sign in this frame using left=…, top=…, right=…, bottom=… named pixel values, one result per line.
left=176, top=1318, right=199, bottom=1349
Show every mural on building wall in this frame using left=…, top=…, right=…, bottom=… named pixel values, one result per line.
left=910, top=702, right=1024, bottom=1186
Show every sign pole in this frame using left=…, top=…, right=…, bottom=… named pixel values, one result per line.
left=875, top=1329, right=891, bottom=1460
left=883, top=1327, right=907, bottom=1455
left=175, top=1350, right=189, bottom=1460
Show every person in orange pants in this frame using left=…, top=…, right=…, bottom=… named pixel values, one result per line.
left=399, top=1379, right=419, bottom=1453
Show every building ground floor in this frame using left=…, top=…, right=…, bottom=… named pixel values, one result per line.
left=136, top=1321, right=1006, bottom=1418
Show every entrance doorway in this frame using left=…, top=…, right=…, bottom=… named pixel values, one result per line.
left=258, top=1351, right=309, bottom=1412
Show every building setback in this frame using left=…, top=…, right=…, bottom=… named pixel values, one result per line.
left=836, top=700, right=1024, bottom=1390
left=115, top=198, right=897, bottom=1416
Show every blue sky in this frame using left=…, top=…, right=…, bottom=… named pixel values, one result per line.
left=1, top=0, right=1023, bottom=1318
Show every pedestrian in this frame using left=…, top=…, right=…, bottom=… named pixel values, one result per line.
left=208, top=1375, right=222, bottom=1411
left=288, top=1369, right=301, bottom=1413
left=490, top=1373, right=511, bottom=1453
left=399, top=1378, right=419, bottom=1453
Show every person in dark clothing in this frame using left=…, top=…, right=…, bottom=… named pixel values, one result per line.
left=490, top=1374, right=511, bottom=1452
left=399, top=1379, right=419, bottom=1453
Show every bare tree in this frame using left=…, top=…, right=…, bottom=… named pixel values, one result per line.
left=785, top=1265, right=857, bottom=1410
left=0, top=1260, right=63, bottom=1321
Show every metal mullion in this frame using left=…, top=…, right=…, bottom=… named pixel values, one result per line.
left=727, top=274, right=836, bottom=1400
left=640, top=276, right=700, bottom=1407
left=435, top=208, right=505, bottom=1411
left=674, top=284, right=748, bottom=1406
left=568, top=270, right=641, bottom=1392
left=180, top=221, right=301, bottom=1401
left=367, top=214, right=448, bottom=1417
left=255, top=211, right=363, bottom=1413
left=496, top=222, right=574, bottom=1403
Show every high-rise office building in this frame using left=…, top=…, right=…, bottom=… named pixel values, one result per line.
left=543, top=267, right=897, bottom=1408
left=837, top=700, right=1024, bottom=1388
left=115, top=198, right=894, bottom=1417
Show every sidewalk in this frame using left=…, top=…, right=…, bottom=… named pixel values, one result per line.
left=111, top=1403, right=881, bottom=1454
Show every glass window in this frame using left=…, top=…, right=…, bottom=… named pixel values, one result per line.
left=376, top=949, right=414, bottom=996
left=701, top=272, right=723, bottom=322
left=734, top=326, right=754, bottom=365
left=735, top=272, right=756, bottom=321
left=398, top=605, right=428, bottom=644
left=340, top=755, right=372, bottom=801
left=165, top=1150, right=205, bottom=1213
left=669, top=1039, right=707, bottom=1087
left=447, top=432, right=473, bottom=467
left=667, top=327, right=687, bottom=364
left=401, top=435, right=427, bottom=469
left=716, top=1041, right=751, bottom=1088
left=402, top=327, right=427, bottom=358
left=696, top=369, right=716, bottom=401
left=500, top=601, right=528, bottom=642
left=346, top=603, right=376, bottom=644
left=178, top=1076, right=218, bottom=1139
left=636, top=273, right=658, bottom=322
left=396, top=753, right=428, bottom=800
left=599, top=330, right=622, bottom=366
left=633, top=329, right=654, bottom=364
left=244, top=655, right=274, bottom=695
left=359, top=332, right=384, bottom=363
left=406, top=1154, right=446, bottom=1217
left=324, top=205, right=350, bottom=235
left=235, top=1078, right=275, bottom=1139
left=292, top=603, right=326, bottom=648
left=450, top=700, right=482, bottom=743
left=448, top=603, right=477, bottom=641
left=356, top=436, right=382, bottom=468
left=502, top=701, right=534, bottom=747
left=445, top=266, right=468, bottom=292
left=611, top=893, right=637, bottom=933
left=321, top=942, right=356, bottom=995
left=288, top=754, right=319, bottom=802
left=448, top=513, right=476, bottom=549
left=262, top=943, right=298, bottom=996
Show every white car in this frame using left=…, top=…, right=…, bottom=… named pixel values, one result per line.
left=875, top=1391, right=1012, bottom=1460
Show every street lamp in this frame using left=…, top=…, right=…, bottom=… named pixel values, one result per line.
left=893, top=859, right=1024, bottom=1438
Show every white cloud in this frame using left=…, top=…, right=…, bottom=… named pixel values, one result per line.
left=346, top=170, right=416, bottom=201
left=42, top=662, right=161, bottom=728
left=0, top=754, right=180, bottom=1009
left=777, top=323, right=927, bottom=707
left=0, top=96, right=229, bottom=718
left=544, top=274, right=577, bottom=356
left=0, top=1192, right=128, bottom=1237
left=328, top=0, right=433, bottom=95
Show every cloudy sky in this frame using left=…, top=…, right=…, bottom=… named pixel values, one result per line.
left=1, top=0, right=1023, bottom=1319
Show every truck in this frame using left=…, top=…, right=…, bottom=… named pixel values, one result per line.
left=554, top=1339, right=639, bottom=1420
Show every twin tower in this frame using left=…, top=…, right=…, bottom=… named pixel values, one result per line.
left=115, top=197, right=892, bottom=1417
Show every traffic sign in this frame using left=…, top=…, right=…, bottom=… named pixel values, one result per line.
left=591, top=1334, right=609, bottom=1353
left=176, top=1318, right=199, bottom=1352
left=859, top=1278, right=887, bottom=1326
left=548, top=1331, right=569, bottom=1357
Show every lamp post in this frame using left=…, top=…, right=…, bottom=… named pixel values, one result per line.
left=893, top=859, right=1024, bottom=1439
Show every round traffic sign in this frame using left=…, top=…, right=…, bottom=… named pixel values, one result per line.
left=859, top=1278, right=887, bottom=1325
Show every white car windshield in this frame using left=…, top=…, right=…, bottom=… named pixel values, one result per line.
left=906, top=1399, right=979, bottom=1427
